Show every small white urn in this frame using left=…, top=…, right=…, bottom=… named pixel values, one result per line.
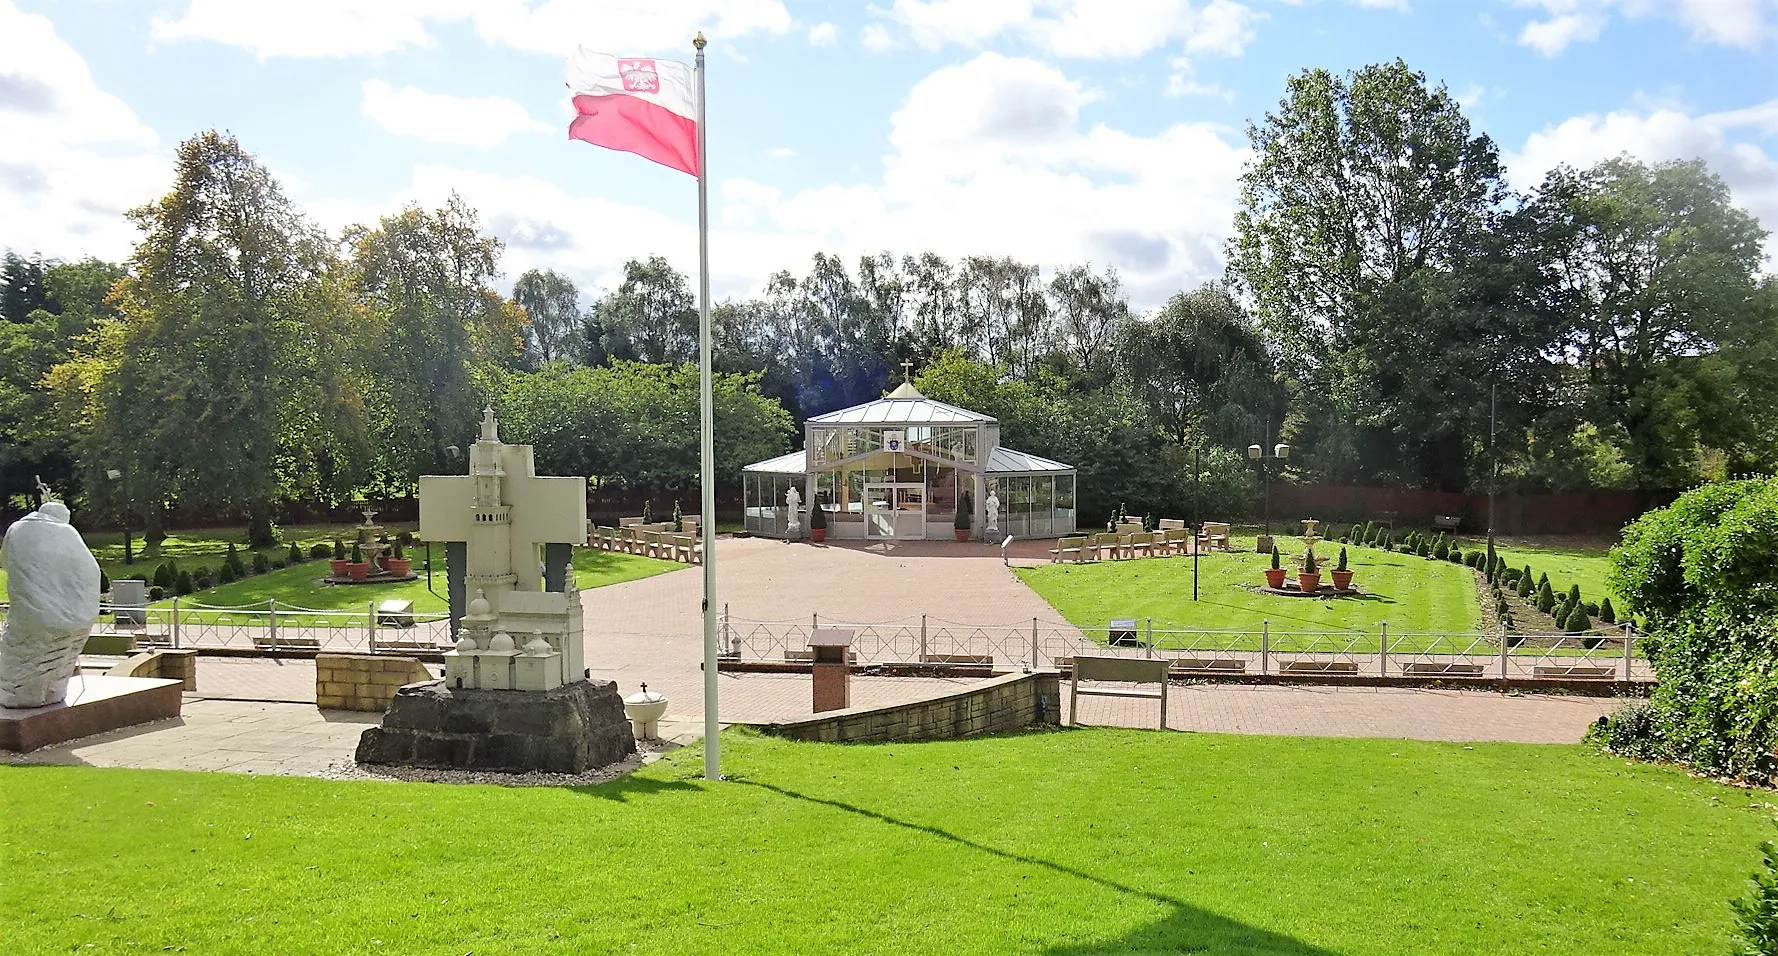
left=623, top=683, right=669, bottom=740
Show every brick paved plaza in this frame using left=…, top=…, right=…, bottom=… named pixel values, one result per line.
left=4, top=537, right=1621, bottom=774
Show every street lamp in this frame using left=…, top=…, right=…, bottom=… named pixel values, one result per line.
left=1246, top=439, right=1290, bottom=552
left=106, top=468, right=133, bottom=565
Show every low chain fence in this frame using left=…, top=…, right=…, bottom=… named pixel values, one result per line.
left=31, top=600, right=455, bottom=655
left=719, top=608, right=1653, bottom=683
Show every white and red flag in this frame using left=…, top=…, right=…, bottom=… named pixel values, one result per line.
left=566, top=48, right=699, bottom=176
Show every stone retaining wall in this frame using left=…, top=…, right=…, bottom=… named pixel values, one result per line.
left=759, top=671, right=1060, bottom=743
left=317, top=654, right=434, bottom=712
left=108, top=649, right=198, bottom=691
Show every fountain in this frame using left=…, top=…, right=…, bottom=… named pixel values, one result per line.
left=1258, top=518, right=1354, bottom=597
left=322, top=507, right=419, bottom=585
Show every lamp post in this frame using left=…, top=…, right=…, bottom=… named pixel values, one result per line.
left=1246, top=436, right=1290, bottom=554
left=106, top=468, right=134, bottom=565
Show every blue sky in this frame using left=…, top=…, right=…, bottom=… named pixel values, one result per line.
left=3, top=0, right=1775, bottom=309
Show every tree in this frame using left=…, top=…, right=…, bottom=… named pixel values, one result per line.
left=596, top=256, right=697, bottom=365
left=1047, top=263, right=1128, bottom=386
left=62, top=132, right=370, bottom=546
left=1518, top=158, right=1774, bottom=487
left=1118, top=284, right=1274, bottom=448
left=1229, top=60, right=1511, bottom=490
left=0, top=252, right=49, bottom=324
left=349, top=195, right=526, bottom=487
left=511, top=268, right=584, bottom=368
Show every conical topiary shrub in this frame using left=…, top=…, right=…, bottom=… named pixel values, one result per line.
left=1599, top=597, right=1617, bottom=625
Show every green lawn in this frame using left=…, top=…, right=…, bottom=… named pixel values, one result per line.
left=1458, top=535, right=1620, bottom=608
left=151, top=548, right=684, bottom=625
left=2, top=729, right=1768, bottom=954
left=1018, top=534, right=1483, bottom=646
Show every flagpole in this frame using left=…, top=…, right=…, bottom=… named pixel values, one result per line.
left=693, top=33, right=720, bottom=781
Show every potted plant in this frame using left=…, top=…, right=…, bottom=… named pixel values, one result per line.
left=346, top=541, right=370, bottom=581
left=1264, top=546, right=1287, bottom=589
left=1298, top=549, right=1321, bottom=594
left=383, top=540, right=411, bottom=577
left=1331, top=546, right=1353, bottom=591
left=328, top=537, right=351, bottom=578
left=808, top=498, right=828, bottom=543
left=954, top=491, right=973, bottom=541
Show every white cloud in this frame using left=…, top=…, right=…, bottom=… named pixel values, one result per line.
left=0, top=0, right=167, bottom=261
left=875, top=0, right=1262, bottom=59
left=151, top=0, right=794, bottom=59
left=1510, top=98, right=1778, bottom=263
left=1164, top=57, right=1232, bottom=98
left=808, top=22, right=839, bottom=46
left=768, top=147, right=796, bottom=159
left=360, top=80, right=551, bottom=149
left=1511, top=0, right=1774, bottom=56
left=861, top=22, right=897, bottom=51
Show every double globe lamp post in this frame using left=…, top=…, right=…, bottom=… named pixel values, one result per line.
left=1247, top=440, right=1290, bottom=553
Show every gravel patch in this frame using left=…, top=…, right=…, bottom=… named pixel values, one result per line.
left=312, top=738, right=679, bottom=787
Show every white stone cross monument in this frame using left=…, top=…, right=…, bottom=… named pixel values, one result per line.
left=421, top=408, right=588, bottom=692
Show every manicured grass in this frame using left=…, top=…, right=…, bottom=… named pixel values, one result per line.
left=1018, top=534, right=1483, bottom=645
left=2, top=729, right=1768, bottom=954
left=1458, top=535, right=1620, bottom=608
left=150, top=548, right=684, bottom=625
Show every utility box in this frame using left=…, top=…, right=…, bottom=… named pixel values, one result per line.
left=1109, top=618, right=1139, bottom=647
left=112, top=579, right=148, bottom=626
left=809, top=628, right=855, bottom=713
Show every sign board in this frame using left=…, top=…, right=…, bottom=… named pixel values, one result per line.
left=884, top=430, right=906, bottom=453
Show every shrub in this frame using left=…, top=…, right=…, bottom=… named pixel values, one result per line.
left=1537, top=571, right=1550, bottom=591
left=1586, top=700, right=1660, bottom=760
left=1336, top=546, right=1348, bottom=572
left=1485, top=539, right=1498, bottom=583
left=288, top=541, right=304, bottom=564
left=223, top=543, right=245, bottom=579
left=1417, top=541, right=1431, bottom=558
left=218, top=563, right=237, bottom=584
left=252, top=551, right=270, bottom=575
left=1567, top=584, right=1582, bottom=609
left=1728, top=828, right=1778, bottom=956
left=148, top=585, right=164, bottom=601
left=332, top=538, right=346, bottom=560
left=397, top=530, right=414, bottom=546
left=1270, top=546, right=1281, bottom=570
left=1464, top=551, right=1482, bottom=569
left=954, top=492, right=972, bottom=531
left=1518, top=566, right=1535, bottom=597
left=1536, top=580, right=1556, bottom=615
left=1303, top=550, right=1318, bottom=575
left=1434, top=540, right=1449, bottom=561
left=1447, top=549, right=1463, bottom=564
left=350, top=541, right=364, bottom=563
left=193, top=567, right=214, bottom=590
left=1599, top=597, right=1617, bottom=625
left=1496, top=594, right=1509, bottom=615
left=174, top=569, right=194, bottom=596
left=272, top=560, right=287, bottom=571
left=809, top=500, right=827, bottom=531
left=1565, top=604, right=1590, bottom=633
left=310, top=542, right=332, bottom=560
left=99, top=569, right=110, bottom=593
left=152, top=563, right=173, bottom=590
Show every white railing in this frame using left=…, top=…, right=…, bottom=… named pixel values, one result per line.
left=717, top=607, right=1652, bottom=683
left=84, top=599, right=452, bottom=654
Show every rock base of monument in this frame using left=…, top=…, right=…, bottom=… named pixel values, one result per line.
left=355, top=679, right=636, bottom=774
left=1, top=675, right=183, bottom=752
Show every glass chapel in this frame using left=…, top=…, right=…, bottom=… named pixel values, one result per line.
left=742, top=381, right=1078, bottom=541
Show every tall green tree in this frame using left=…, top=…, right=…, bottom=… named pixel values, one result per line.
left=511, top=268, right=585, bottom=368
left=1118, top=284, right=1274, bottom=448
left=349, top=195, right=526, bottom=487
left=1518, top=158, right=1774, bottom=487
left=596, top=255, right=697, bottom=365
left=1229, top=59, right=1510, bottom=490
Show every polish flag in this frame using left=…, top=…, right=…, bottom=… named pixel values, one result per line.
left=566, top=48, right=699, bottom=177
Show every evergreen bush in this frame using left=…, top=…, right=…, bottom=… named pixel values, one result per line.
left=809, top=499, right=827, bottom=531
left=310, top=543, right=332, bottom=560
left=1568, top=584, right=1582, bottom=608
left=152, top=563, right=173, bottom=590
left=350, top=541, right=363, bottom=563
left=174, top=569, right=194, bottom=595
left=252, top=551, right=270, bottom=575
left=148, top=585, right=164, bottom=601
left=1536, top=580, right=1556, bottom=614
left=218, top=563, right=237, bottom=585
left=332, top=538, right=346, bottom=560
left=1336, top=546, right=1348, bottom=572
left=98, top=570, right=110, bottom=593
left=1599, top=598, right=1617, bottom=625
left=1485, top=539, right=1498, bottom=583
left=1565, top=604, right=1590, bottom=633
left=1434, top=540, right=1450, bottom=561
left=288, top=541, right=304, bottom=564
left=1270, top=546, right=1281, bottom=570
left=1728, top=828, right=1778, bottom=956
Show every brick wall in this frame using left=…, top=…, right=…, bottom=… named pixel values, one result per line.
left=1269, top=484, right=1669, bottom=535
left=108, top=649, right=198, bottom=691
left=759, top=671, right=1061, bottom=743
left=316, top=654, right=435, bottom=712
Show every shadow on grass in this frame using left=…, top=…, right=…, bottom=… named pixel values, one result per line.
left=734, top=778, right=1337, bottom=955
left=564, top=774, right=703, bottom=802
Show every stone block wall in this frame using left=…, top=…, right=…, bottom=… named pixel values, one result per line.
left=761, top=671, right=1060, bottom=744
left=108, top=649, right=198, bottom=691
left=317, top=654, right=435, bottom=712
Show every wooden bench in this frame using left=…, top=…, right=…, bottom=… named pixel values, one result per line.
left=1280, top=659, right=1358, bottom=674
left=1173, top=658, right=1247, bottom=674
left=1533, top=664, right=1616, bottom=679
left=1401, top=661, right=1485, bottom=677
left=1069, top=655, right=1171, bottom=729
left=1087, top=532, right=1124, bottom=561
left=1432, top=514, right=1462, bottom=531
left=1199, top=522, right=1231, bottom=552
left=1127, top=531, right=1158, bottom=559
left=1048, top=536, right=1088, bottom=563
left=1160, top=528, right=1191, bottom=556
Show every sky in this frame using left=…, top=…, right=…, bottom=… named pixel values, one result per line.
left=3, top=0, right=1776, bottom=311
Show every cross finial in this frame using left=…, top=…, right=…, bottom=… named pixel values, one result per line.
left=479, top=406, right=500, bottom=443
left=901, top=360, right=914, bottom=383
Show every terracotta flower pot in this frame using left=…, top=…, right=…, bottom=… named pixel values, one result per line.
left=955, top=529, right=970, bottom=542
left=1264, top=568, right=1287, bottom=589
left=383, top=558, right=411, bottom=576
left=811, top=528, right=827, bottom=543
left=1331, top=569, right=1354, bottom=591
left=1298, top=573, right=1321, bottom=594
left=329, top=558, right=351, bottom=577
left=346, top=562, right=371, bottom=581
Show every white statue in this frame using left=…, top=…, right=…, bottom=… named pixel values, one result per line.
left=985, top=487, right=1001, bottom=533
left=785, top=485, right=802, bottom=537
left=0, top=493, right=102, bottom=708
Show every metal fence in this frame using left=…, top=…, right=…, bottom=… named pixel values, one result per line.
left=719, top=607, right=1653, bottom=683
left=2, top=600, right=454, bottom=655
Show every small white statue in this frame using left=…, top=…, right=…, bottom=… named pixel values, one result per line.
left=0, top=491, right=102, bottom=708
left=784, top=485, right=802, bottom=538
left=985, top=488, right=1001, bottom=533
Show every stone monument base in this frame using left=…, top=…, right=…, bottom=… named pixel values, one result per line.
left=1, top=675, right=183, bottom=752
left=355, top=679, right=636, bottom=773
